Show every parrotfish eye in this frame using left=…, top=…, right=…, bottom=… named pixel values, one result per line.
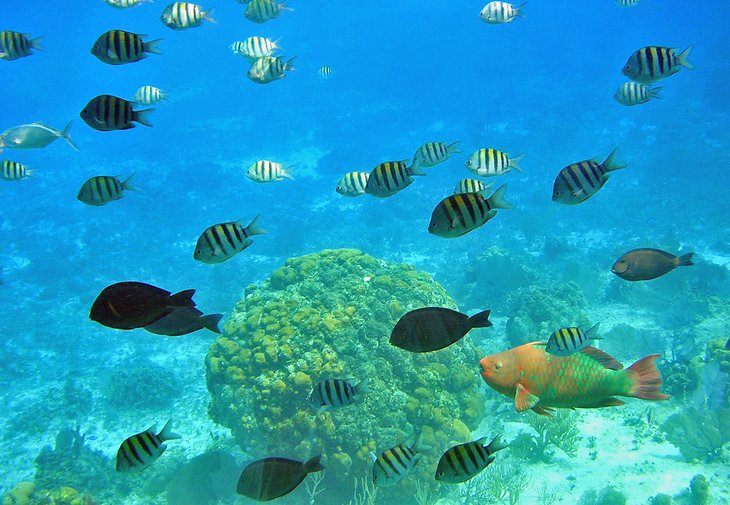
left=496, top=361, right=503, bottom=369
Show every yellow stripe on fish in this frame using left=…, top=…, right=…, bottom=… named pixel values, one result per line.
left=1, top=160, right=33, bottom=181
left=77, top=175, right=136, bottom=206
left=622, top=45, right=693, bottom=83
left=90, top=30, right=162, bottom=65
left=161, top=2, right=215, bottom=30
left=551, top=148, right=626, bottom=205
left=429, top=183, right=512, bottom=238
left=413, top=141, right=460, bottom=168
left=336, top=171, right=370, bottom=196
left=193, top=216, right=268, bottom=264
left=0, top=31, right=42, bottom=61
left=245, top=0, right=291, bottom=23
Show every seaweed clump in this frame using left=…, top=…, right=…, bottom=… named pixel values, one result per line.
left=205, top=249, right=486, bottom=502
left=510, top=411, right=581, bottom=462
left=662, top=406, right=730, bottom=462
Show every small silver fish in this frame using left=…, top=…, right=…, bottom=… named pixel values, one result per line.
left=161, top=2, right=216, bottom=30
left=246, top=160, right=292, bottom=182
left=0, top=121, right=78, bottom=152
left=480, top=2, right=526, bottom=24
left=336, top=171, right=370, bottom=197
left=133, top=86, right=169, bottom=105
left=614, top=82, right=661, bottom=106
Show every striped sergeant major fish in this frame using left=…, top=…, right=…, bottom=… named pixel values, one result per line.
left=1, top=161, right=33, bottom=181
left=0, top=31, right=43, bottom=61
left=104, top=0, right=153, bottom=8
left=545, top=323, right=601, bottom=357
left=479, top=2, right=526, bottom=24
left=454, top=178, right=493, bottom=195
left=371, top=442, right=421, bottom=487
left=245, top=0, right=293, bottom=24
left=364, top=160, right=425, bottom=198
left=318, top=66, right=334, bottom=79
left=465, top=148, right=525, bottom=177
left=615, top=0, right=641, bottom=6
left=247, top=56, right=296, bottom=84
left=90, top=30, right=162, bottom=65
left=336, top=171, right=370, bottom=197
left=231, top=36, right=281, bottom=61
left=614, top=82, right=661, bottom=106
left=161, top=2, right=216, bottom=30
left=412, top=141, right=460, bottom=168
left=552, top=148, right=626, bottom=205
left=77, top=175, right=136, bottom=206
left=133, top=85, right=169, bottom=105
left=246, top=160, right=293, bottom=182
left=435, top=435, right=507, bottom=483
left=428, top=184, right=512, bottom=238
left=116, top=420, right=181, bottom=472
left=622, top=45, right=693, bottom=83
left=193, top=216, right=268, bottom=264
left=309, top=378, right=369, bottom=410
left=80, top=95, right=154, bottom=131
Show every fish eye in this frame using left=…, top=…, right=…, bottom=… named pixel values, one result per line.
left=496, top=362, right=503, bottom=369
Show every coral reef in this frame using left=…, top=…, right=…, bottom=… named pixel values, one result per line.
left=578, top=486, right=627, bottom=505
left=205, top=249, right=486, bottom=502
left=2, top=482, right=35, bottom=505
left=505, top=282, right=591, bottom=347
left=2, top=482, right=98, bottom=505
left=662, top=406, right=730, bottom=462
left=510, top=411, right=581, bottom=462
left=106, top=359, right=181, bottom=410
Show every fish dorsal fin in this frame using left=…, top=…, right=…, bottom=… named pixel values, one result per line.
left=515, top=383, right=539, bottom=412
left=580, top=346, right=623, bottom=370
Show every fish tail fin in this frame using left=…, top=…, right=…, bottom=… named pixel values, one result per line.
left=280, top=1, right=295, bottom=11
left=649, top=86, right=662, bottom=99
left=158, top=419, right=182, bottom=441
left=466, top=310, right=492, bottom=329
left=413, top=431, right=433, bottom=452
left=408, top=158, right=426, bottom=176
left=677, top=45, right=693, bottom=70
left=272, top=38, right=283, bottom=51
left=279, top=166, right=294, bottom=180
left=203, top=9, right=216, bottom=23
left=602, top=147, right=627, bottom=172
left=354, top=378, right=370, bottom=395
left=200, top=314, right=224, bottom=334
left=487, top=184, right=513, bottom=209
left=303, top=455, right=325, bottom=473
left=515, top=3, right=527, bottom=17
left=121, top=173, right=138, bottom=191
left=134, top=108, right=155, bottom=127
left=585, top=322, right=601, bottom=340
left=31, top=37, right=44, bottom=51
left=169, top=289, right=196, bottom=307
left=484, top=434, right=508, bottom=455
left=509, top=153, right=526, bottom=172
left=144, top=39, right=164, bottom=55
left=244, top=214, right=268, bottom=236
left=626, top=354, right=671, bottom=400
left=677, top=252, right=695, bottom=267
left=60, top=121, right=79, bottom=151
left=447, top=140, right=461, bottom=153
left=285, top=56, right=297, bottom=71
left=25, top=169, right=34, bottom=177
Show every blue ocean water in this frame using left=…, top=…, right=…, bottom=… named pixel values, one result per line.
left=2, top=1, right=730, bottom=504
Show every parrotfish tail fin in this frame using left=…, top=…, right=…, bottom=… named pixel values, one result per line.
left=121, top=173, right=138, bottom=191
left=244, top=214, right=269, bottom=236
left=585, top=322, right=602, bottom=340
left=303, top=455, right=325, bottom=474
left=515, top=383, right=540, bottom=412
left=144, top=39, right=164, bottom=55
left=31, top=37, right=44, bottom=51
left=602, top=147, right=627, bottom=172
left=203, top=9, right=217, bottom=23
left=677, top=252, right=695, bottom=267
left=487, top=184, right=513, bottom=210
left=677, top=45, right=693, bottom=70
left=169, top=289, right=196, bottom=308
left=649, top=86, right=662, bottom=99
left=447, top=140, right=461, bottom=153
left=285, top=56, right=297, bottom=71
left=484, top=434, right=508, bottom=455
left=354, top=378, right=370, bottom=396
left=200, top=313, right=224, bottom=334
left=466, top=309, right=493, bottom=329
left=158, top=419, right=182, bottom=441
left=134, top=109, right=155, bottom=127
left=532, top=405, right=554, bottom=416
left=509, top=154, right=526, bottom=172
left=60, top=121, right=79, bottom=151
left=515, top=3, right=527, bottom=17
left=626, top=354, right=671, bottom=400
left=408, top=158, right=426, bottom=176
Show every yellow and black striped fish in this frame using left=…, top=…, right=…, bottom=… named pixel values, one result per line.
left=90, top=30, right=162, bottom=65
left=435, top=435, right=507, bottom=483
left=161, top=2, right=215, bottom=30
left=614, top=82, right=661, bottom=106
left=336, top=171, right=370, bottom=197
left=0, top=31, right=43, bottom=61
left=453, top=178, right=493, bottom=194
left=545, top=323, right=601, bottom=357
left=371, top=443, right=420, bottom=487
left=231, top=36, right=281, bottom=61
left=245, top=0, right=292, bottom=23
left=194, top=216, right=268, bottom=264
left=552, top=148, right=626, bottom=205
left=429, top=184, right=512, bottom=238
left=116, top=420, right=181, bottom=472
left=413, top=141, right=460, bottom=168
left=246, top=160, right=293, bottom=182
left=465, top=148, right=525, bottom=177
left=309, top=378, right=369, bottom=410
left=80, top=95, right=154, bottom=131
left=622, top=46, right=693, bottom=83
left=364, top=160, right=425, bottom=198
left=77, top=175, right=136, bottom=206
left=1, top=161, right=33, bottom=181
left=247, top=56, right=296, bottom=84
left=133, top=85, right=169, bottom=105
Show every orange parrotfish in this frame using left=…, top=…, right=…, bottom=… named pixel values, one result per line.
left=480, top=342, right=670, bottom=415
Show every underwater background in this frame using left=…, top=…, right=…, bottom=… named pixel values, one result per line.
left=1, top=0, right=729, bottom=504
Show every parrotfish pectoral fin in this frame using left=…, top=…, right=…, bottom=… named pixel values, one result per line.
left=515, top=383, right=539, bottom=412
left=580, top=347, right=623, bottom=370
left=531, top=405, right=554, bottom=416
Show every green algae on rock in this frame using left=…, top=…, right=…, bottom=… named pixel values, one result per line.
left=205, top=249, right=487, bottom=502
